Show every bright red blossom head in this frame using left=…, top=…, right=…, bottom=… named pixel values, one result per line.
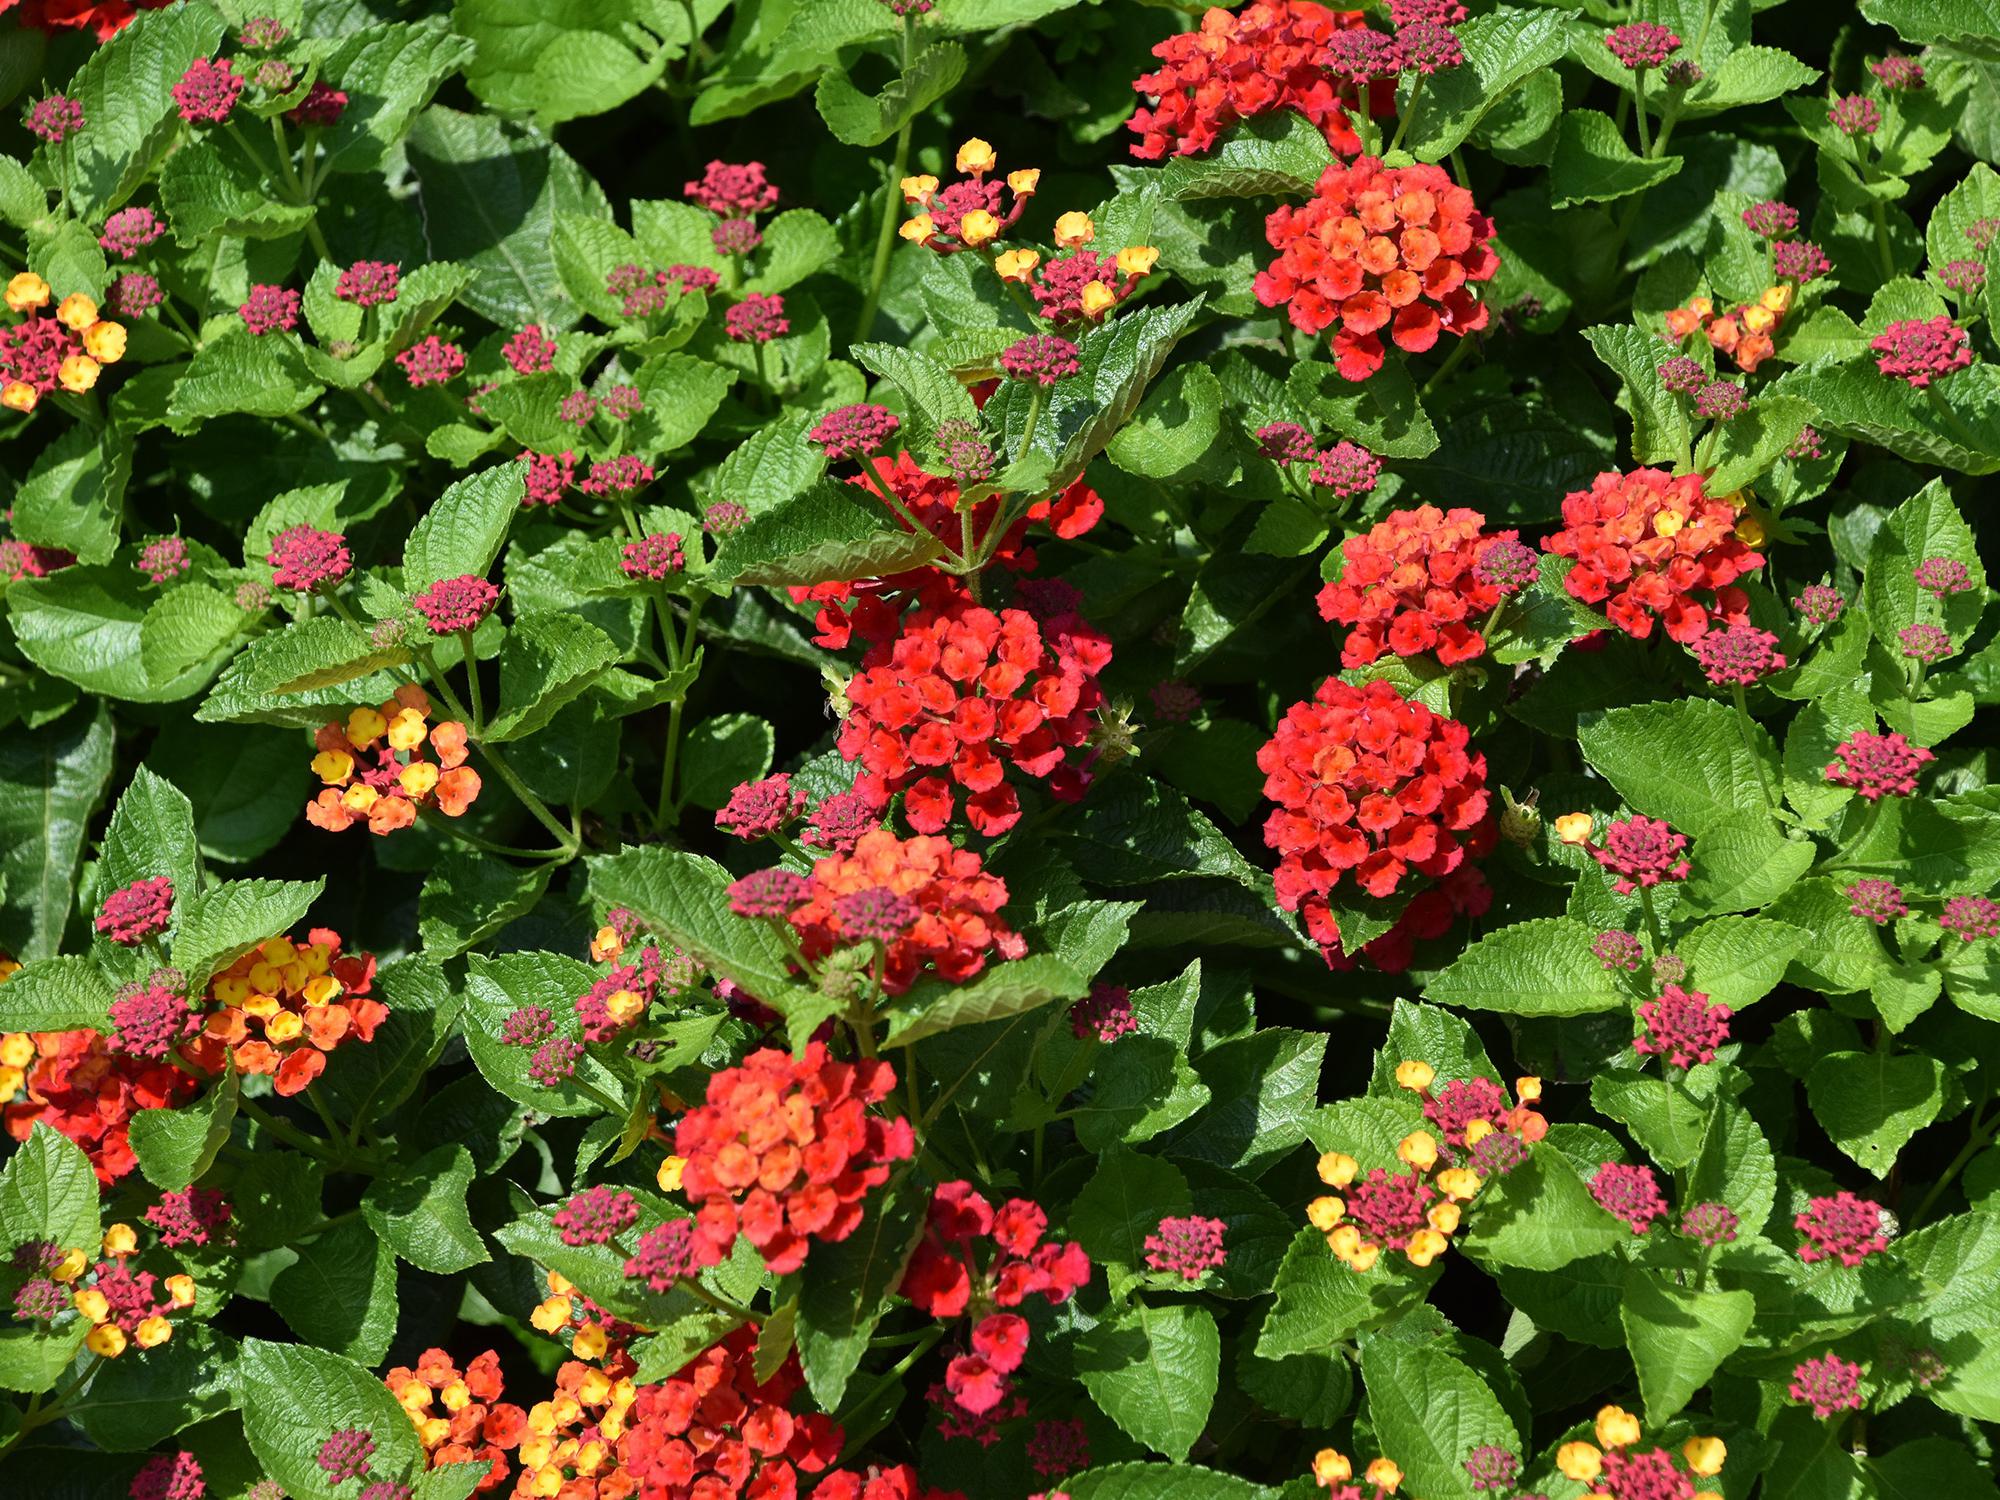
left=837, top=583, right=1112, bottom=837
left=1145, top=1215, right=1228, bottom=1280
left=4, top=1030, right=198, bottom=1182
left=1796, top=1191, right=1888, bottom=1264
left=1543, top=468, right=1762, bottom=641
left=1591, top=1162, right=1669, bottom=1233
left=1872, top=316, right=1972, bottom=386
left=673, top=1041, right=915, bottom=1273
left=1317, top=505, right=1516, bottom=667
left=1591, top=815, right=1691, bottom=894
left=411, top=574, right=499, bottom=634
left=1825, top=730, right=1932, bottom=801
left=1691, top=622, right=1784, bottom=685
left=268, top=525, right=353, bottom=592
left=1634, top=985, right=1732, bottom=1067
left=1258, top=676, right=1490, bottom=957
left=1790, top=1354, right=1865, bottom=1418
left=97, top=876, right=173, bottom=944
left=1255, top=156, right=1498, bottom=381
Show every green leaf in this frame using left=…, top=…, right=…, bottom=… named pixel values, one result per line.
left=1458, top=1145, right=1629, bottom=1270
left=166, top=333, right=326, bottom=431
left=1859, top=0, right=2000, bottom=57
left=1584, top=323, right=1692, bottom=466
left=1424, top=918, right=1627, bottom=1016
left=0, top=707, right=115, bottom=960
left=1070, top=1148, right=1194, bottom=1284
left=1157, top=111, right=1334, bottom=198
left=1591, top=1076, right=1709, bottom=1169
left=1284, top=353, right=1440, bottom=459
left=250, top=618, right=414, bottom=697
left=463, top=951, right=627, bottom=1116
left=1550, top=110, right=1683, bottom=207
left=1107, top=364, right=1224, bottom=479
left=316, top=18, right=479, bottom=176
left=1766, top=878, right=1897, bottom=995
left=1682, top=811, right=1816, bottom=914
left=10, top=569, right=237, bottom=701
left=886, top=955, right=1090, bottom=1045
left=1396, top=7, right=1573, bottom=162
left=170, top=877, right=325, bottom=986
left=418, top=850, right=555, bottom=959
left=137, top=585, right=249, bottom=696
left=1620, top=1272, right=1756, bottom=1425
left=711, top=479, right=947, bottom=587
left=69, top=1324, right=235, bottom=1453
left=362, top=1143, right=490, bottom=1274
left=455, top=0, right=691, bottom=124
left=63, top=3, right=227, bottom=220
left=1063, top=776, right=1266, bottom=889
left=0, top=955, right=115, bottom=1031
left=792, top=1176, right=924, bottom=1410
left=744, top=209, right=840, bottom=296
left=1680, top=45, right=1822, bottom=116
left=1257, top=1226, right=1440, bottom=1357
left=403, top=464, right=525, bottom=593
left=100, top=765, right=199, bottom=903
left=13, top=424, right=131, bottom=565
left=587, top=848, right=806, bottom=1008
left=1806, top=1050, right=1946, bottom=1178
left=159, top=135, right=316, bottom=241
left=814, top=41, right=967, bottom=147
left=1774, top=362, right=2000, bottom=475
left=0, top=1124, right=100, bottom=1259
left=1164, top=1028, right=1325, bottom=1177
left=630, top=354, right=737, bottom=456
left=1064, top=1465, right=1278, bottom=1500
left=1864, top=477, right=1986, bottom=652
left=1578, top=698, right=1782, bottom=837
left=238, top=1339, right=425, bottom=1497
left=1690, top=1100, right=1777, bottom=1238
left=1706, top=394, right=1815, bottom=493
left=130, top=1070, right=238, bottom=1191
left=1676, top=916, right=1807, bottom=1009
left=1358, top=1337, right=1519, bottom=1500
left=405, top=105, right=611, bottom=329
left=1076, top=1301, right=1219, bottom=1463
left=484, top=611, right=621, bottom=742
left=851, top=342, right=980, bottom=455
left=677, top=713, right=777, bottom=811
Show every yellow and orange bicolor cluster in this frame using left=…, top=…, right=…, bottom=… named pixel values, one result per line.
left=1556, top=1407, right=1727, bottom=1500
left=1311, top=1449, right=1403, bottom=1496
left=530, top=1268, right=625, bottom=1364
left=306, top=683, right=481, bottom=836
left=69, top=1222, right=197, bottom=1359
left=1307, top=1060, right=1546, bottom=1272
left=1, top=274, right=127, bottom=411
left=1663, top=284, right=1793, bottom=374
left=184, top=929, right=384, bottom=1096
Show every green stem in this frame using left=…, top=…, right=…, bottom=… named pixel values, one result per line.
left=1816, top=795, right=1887, bottom=875
left=1730, top=683, right=1777, bottom=814
left=0, top=1356, right=103, bottom=1458
left=1420, top=335, right=1472, bottom=398
left=1921, top=380, right=1984, bottom=455
left=1633, top=69, right=1652, bottom=156
left=1638, top=886, right=1666, bottom=952
left=236, top=1096, right=343, bottom=1164
left=852, top=17, right=918, bottom=345
left=1016, top=385, right=1046, bottom=458
left=837, top=1325, right=947, bottom=1456
left=1906, top=1100, right=1995, bottom=1228
left=656, top=698, right=686, bottom=828
left=416, top=647, right=577, bottom=851
left=457, top=629, right=485, bottom=733
left=1386, top=76, right=1424, bottom=155
left=415, top=805, right=571, bottom=861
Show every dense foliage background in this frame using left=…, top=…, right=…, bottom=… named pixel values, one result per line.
left=0, top=0, right=1996, bottom=1498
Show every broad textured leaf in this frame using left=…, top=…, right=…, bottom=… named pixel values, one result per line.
left=1358, top=1337, right=1519, bottom=1500
left=1075, top=1301, right=1219, bottom=1462
left=63, top=3, right=227, bottom=219
left=130, top=1070, right=238, bottom=1191
left=1258, top=1226, right=1440, bottom=1357
left=1621, top=1273, right=1756, bottom=1424
left=456, top=0, right=696, bottom=123
left=1424, top=918, right=1626, bottom=1015
left=1775, top=361, right=2000, bottom=475
left=403, top=464, right=527, bottom=592
left=1677, top=916, right=1807, bottom=1009
left=588, top=848, right=805, bottom=1006
left=815, top=42, right=967, bottom=147
left=238, top=1339, right=425, bottom=1495
left=1459, top=1145, right=1630, bottom=1270
left=0, top=708, right=115, bottom=960
left=712, top=480, right=947, bottom=587
left=171, top=877, right=325, bottom=985
left=484, top=611, right=621, bottom=742
left=1806, top=1051, right=1946, bottom=1178
left=1584, top=324, right=1692, bottom=466
left=1397, top=7, right=1572, bottom=161
left=792, top=1178, right=924, bottom=1410
left=1682, top=812, right=1815, bottom=915
left=1578, top=699, right=1782, bottom=837
left=317, top=19, right=480, bottom=176
left=463, top=951, right=627, bottom=1115
left=0, top=955, right=115, bottom=1031
left=1550, top=110, right=1682, bottom=207
left=362, top=1143, right=490, bottom=1273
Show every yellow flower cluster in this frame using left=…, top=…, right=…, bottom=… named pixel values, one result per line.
left=1555, top=1407, right=1727, bottom=1499
left=2, top=274, right=128, bottom=412
left=1311, top=1448, right=1403, bottom=1494
left=72, top=1223, right=197, bottom=1358
left=529, top=1268, right=614, bottom=1361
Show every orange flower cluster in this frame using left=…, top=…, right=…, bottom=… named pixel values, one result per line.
left=1129, top=1, right=1373, bottom=160
left=789, top=829, right=1026, bottom=992
left=387, top=1348, right=533, bottom=1493
left=184, top=929, right=383, bottom=1096
left=1306, top=1061, right=1545, bottom=1271
left=674, top=1041, right=915, bottom=1274
left=1663, top=284, right=1793, bottom=373
left=1542, top=469, right=1763, bottom=642
left=899, top=139, right=1038, bottom=254
left=1255, top=156, right=1498, bottom=381
left=1315, top=505, right=1518, bottom=668
left=62, top=1222, right=198, bottom=1359
left=2, top=1027, right=198, bottom=1183
left=306, top=683, right=481, bottom=835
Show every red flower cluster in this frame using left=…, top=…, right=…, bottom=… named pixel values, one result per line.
left=1258, top=677, right=1490, bottom=956
left=1129, top=1, right=1373, bottom=161
left=1326, top=861, right=1494, bottom=972
left=620, top=1327, right=840, bottom=1497
left=901, top=1182, right=1090, bottom=1414
left=1542, top=468, right=1762, bottom=641
left=306, top=684, right=481, bottom=835
left=1872, top=316, right=1974, bottom=387
left=1590, top=1162, right=1669, bottom=1233
left=2, top=1030, right=197, bottom=1181
left=816, top=1465, right=966, bottom=1500
left=1795, top=1191, right=1888, bottom=1265
left=1634, top=985, right=1732, bottom=1068
left=7, top=0, right=176, bottom=42
left=96, top=876, right=173, bottom=944
left=836, top=582, right=1112, bottom=836
left=1825, top=729, right=1932, bottom=801
left=1316, top=505, right=1518, bottom=667
left=675, top=1041, right=915, bottom=1274
left=385, top=1348, right=528, bottom=1492
left=1255, top=156, right=1498, bottom=381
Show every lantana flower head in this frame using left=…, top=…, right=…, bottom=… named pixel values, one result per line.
left=835, top=582, right=1112, bottom=837
left=1024, top=247, right=1155, bottom=324
left=620, top=532, right=684, bottom=581
left=1898, top=622, right=1954, bottom=664
left=502, top=325, right=556, bottom=375
left=172, top=58, right=242, bottom=123
left=1145, top=1215, right=1227, bottom=1281
left=1829, top=93, right=1882, bottom=135
left=1938, top=259, right=1987, bottom=296
left=1, top=281, right=128, bottom=411
left=685, top=159, right=780, bottom=217
left=1680, top=1201, right=1739, bottom=1247
left=129, top=1452, right=203, bottom=1500
left=183, top=928, right=382, bottom=1096
left=1000, top=334, right=1079, bottom=385
left=1912, top=555, right=1972, bottom=600
left=1129, top=0, right=1378, bottom=160
left=1604, top=21, right=1680, bottom=68
left=1309, top=440, right=1382, bottom=498
left=1634, top=984, right=1732, bottom=1067
left=99, top=207, right=165, bottom=260
left=25, top=93, right=84, bottom=143
left=1742, top=200, right=1800, bottom=239
left=1796, top=1190, right=1889, bottom=1264
left=520, top=449, right=576, bottom=507
left=1691, top=621, right=1784, bottom=685
left=3, top=1030, right=198, bottom=1182
left=899, top=141, right=1037, bottom=253
left=1871, top=54, right=1924, bottom=90
left=1941, top=895, right=2000, bottom=941
left=1255, top=156, right=1498, bottom=381
left=97, top=876, right=173, bottom=944
left=287, top=83, right=348, bottom=127
left=305, top=683, right=481, bottom=835
left=108, top=273, right=163, bottom=317
left=137, top=535, right=190, bottom=584
left=1316, top=505, right=1518, bottom=667
left=580, top=454, right=654, bottom=498
left=1259, top=676, right=1490, bottom=955
left=714, top=773, right=806, bottom=841
left=1591, top=1161, right=1670, bottom=1233
left=334, top=260, right=399, bottom=307
left=1793, top=583, right=1845, bottom=624
left=412, top=574, right=500, bottom=634
left=674, top=1040, right=916, bottom=1273
left=1825, top=729, right=1932, bottom=801
left=145, top=1187, right=232, bottom=1249
left=726, top=293, right=789, bottom=344
left=1394, top=21, right=1463, bottom=73
left=267, top=525, right=352, bottom=592
left=1790, top=1354, right=1865, bottom=1418
left=1589, top=815, right=1691, bottom=894
left=1070, top=983, right=1136, bottom=1042
left=383, top=1347, right=530, bottom=1489
left=1542, top=468, right=1762, bottom=641
left=1872, top=316, right=1973, bottom=386
left=238, top=284, right=299, bottom=335
left=396, top=336, right=465, bottom=388
left=810, top=403, right=901, bottom=461
left=1846, top=878, right=1908, bottom=925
